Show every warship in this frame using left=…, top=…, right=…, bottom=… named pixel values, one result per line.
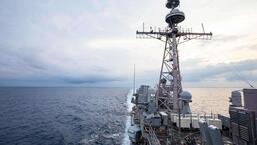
left=127, top=0, right=257, bottom=145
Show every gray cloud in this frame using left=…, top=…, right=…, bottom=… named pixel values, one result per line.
left=182, top=59, right=257, bottom=82
left=0, top=73, right=124, bottom=87
left=0, top=0, right=257, bottom=87
left=0, top=44, right=126, bottom=86
left=59, top=76, right=123, bottom=84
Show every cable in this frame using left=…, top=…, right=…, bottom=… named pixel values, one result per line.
left=229, top=63, right=255, bottom=88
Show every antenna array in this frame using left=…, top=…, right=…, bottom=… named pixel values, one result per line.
left=136, top=0, right=213, bottom=113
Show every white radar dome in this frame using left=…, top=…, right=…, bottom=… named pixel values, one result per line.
left=180, top=91, right=192, bottom=101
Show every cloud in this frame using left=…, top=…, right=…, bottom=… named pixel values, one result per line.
left=0, top=45, right=123, bottom=85
left=59, top=75, right=123, bottom=84
left=248, top=43, right=257, bottom=50
left=182, top=59, right=257, bottom=83
left=0, top=0, right=257, bottom=87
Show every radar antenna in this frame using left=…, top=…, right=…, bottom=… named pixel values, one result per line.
left=136, top=0, right=212, bottom=114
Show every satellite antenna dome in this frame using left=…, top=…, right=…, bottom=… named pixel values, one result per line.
left=166, top=0, right=180, bottom=9
left=179, top=91, right=192, bottom=114
left=180, top=91, right=192, bottom=101
left=165, top=8, right=185, bottom=25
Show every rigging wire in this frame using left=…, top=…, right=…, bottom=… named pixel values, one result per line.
left=202, top=59, right=255, bottom=89
left=229, top=63, right=255, bottom=89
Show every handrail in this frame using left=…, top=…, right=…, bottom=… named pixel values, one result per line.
left=147, top=125, right=161, bottom=145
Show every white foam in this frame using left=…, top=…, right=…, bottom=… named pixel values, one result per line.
left=122, top=89, right=134, bottom=145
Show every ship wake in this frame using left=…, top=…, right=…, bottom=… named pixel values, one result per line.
left=122, top=89, right=134, bottom=145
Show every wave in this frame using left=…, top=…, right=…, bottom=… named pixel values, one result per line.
left=122, top=89, right=134, bottom=145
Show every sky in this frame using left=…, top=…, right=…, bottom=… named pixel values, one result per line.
left=0, top=0, right=257, bottom=87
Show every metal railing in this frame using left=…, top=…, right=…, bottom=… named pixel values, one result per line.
left=147, top=125, right=161, bottom=145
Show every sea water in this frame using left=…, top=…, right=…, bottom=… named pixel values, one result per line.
left=0, top=87, right=237, bottom=145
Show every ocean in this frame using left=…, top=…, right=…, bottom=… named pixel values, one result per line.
left=0, top=87, right=238, bottom=145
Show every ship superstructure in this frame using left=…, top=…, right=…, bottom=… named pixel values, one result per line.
left=137, top=0, right=212, bottom=114
left=128, top=0, right=257, bottom=145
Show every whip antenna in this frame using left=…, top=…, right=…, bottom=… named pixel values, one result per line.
left=133, top=64, right=136, bottom=94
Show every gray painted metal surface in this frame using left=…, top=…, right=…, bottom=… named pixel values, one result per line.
left=243, top=89, right=257, bottom=117
left=208, top=125, right=224, bottom=145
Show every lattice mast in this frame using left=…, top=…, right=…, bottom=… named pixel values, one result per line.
left=136, top=0, right=212, bottom=113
